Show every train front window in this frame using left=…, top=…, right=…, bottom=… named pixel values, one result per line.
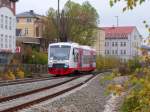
left=50, top=45, right=71, bottom=60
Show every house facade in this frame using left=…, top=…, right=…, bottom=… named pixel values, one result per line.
left=93, top=28, right=105, bottom=56
left=102, top=26, right=142, bottom=61
left=16, top=10, right=44, bottom=38
left=0, top=0, right=18, bottom=64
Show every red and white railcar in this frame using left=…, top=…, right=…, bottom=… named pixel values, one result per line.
left=48, top=42, right=96, bottom=75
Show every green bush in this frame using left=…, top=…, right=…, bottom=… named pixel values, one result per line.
left=33, top=51, right=48, bottom=64
left=0, top=71, right=2, bottom=79
left=96, top=56, right=120, bottom=70
left=26, top=51, right=48, bottom=64
left=24, top=71, right=32, bottom=78
left=118, top=64, right=130, bottom=76
left=103, top=56, right=150, bottom=112
left=121, top=67, right=150, bottom=112
left=127, top=57, right=141, bottom=73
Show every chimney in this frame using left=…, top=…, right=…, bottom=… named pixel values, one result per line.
left=9, top=0, right=19, bottom=2
left=30, top=10, right=34, bottom=14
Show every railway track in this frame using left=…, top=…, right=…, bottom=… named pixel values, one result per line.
left=0, top=76, right=66, bottom=87
left=0, top=74, right=96, bottom=112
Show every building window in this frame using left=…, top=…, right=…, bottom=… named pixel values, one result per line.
left=107, top=50, right=109, bottom=54
left=5, top=16, right=8, bottom=29
left=120, top=42, right=123, bottom=47
left=105, top=42, right=109, bottom=46
left=13, top=18, right=15, bottom=28
left=1, top=15, right=3, bottom=29
left=115, top=50, right=118, bottom=55
left=124, top=42, right=126, bottom=46
left=17, top=18, right=19, bottom=23
left=124, top=50, right=126, bottom=54
left=27, top=18, right=32, bottom=22
left=105, top=50, right=110, bottom=54
left=1, top=34, right=3, bottom=37
left=112, top=42, right=114, bottom=47
left=9, top=17, right=12, bottom=30
left=25, top=28, right=28, bottom=36
left=134, top=35, right=137, bottom=40
left=120, top=50, right=123, bottom=55
left=9, top=36, right=11, bottom=43
left=115, top=42, right=118, bottom=46
left=1, top=43, right=3, bottom=48
left=5, top=35, right=8, bottom=43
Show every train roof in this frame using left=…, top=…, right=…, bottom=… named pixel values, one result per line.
left=79, top=45, right=95, bottom=51
left=49, top=42, right=79, bottom=46
left=49, top=42, right=95, bottom=51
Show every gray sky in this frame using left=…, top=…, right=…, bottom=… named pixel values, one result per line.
left=16, top=0, right=150, bottom=38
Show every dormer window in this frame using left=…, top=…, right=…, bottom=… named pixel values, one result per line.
left=16, top=18, right=19, bottom=23
left=27, top=18, right=32, bottom=22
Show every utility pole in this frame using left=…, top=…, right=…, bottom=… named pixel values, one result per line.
left=115, top=16, right=119, bottom=27
left=57, top=0, right=60, bottom=42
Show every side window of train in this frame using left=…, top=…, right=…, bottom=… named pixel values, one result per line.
left=73, top=48, right=78, bottom=62
left=94, top=55, right=96, bottom=62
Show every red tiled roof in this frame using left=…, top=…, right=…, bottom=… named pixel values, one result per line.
left=101, top=26, right=135, bottom=39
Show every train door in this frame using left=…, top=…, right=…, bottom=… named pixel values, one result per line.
left=78, top=48, right=83, bottom=70
left=90, top=51, right=93, bottom=68
left=73, top=48, right=79, bottom=69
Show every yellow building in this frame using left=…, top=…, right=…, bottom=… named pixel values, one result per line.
left=93, top=28, right=105, bottom=56
left=16, top=10, right=44, bottom=38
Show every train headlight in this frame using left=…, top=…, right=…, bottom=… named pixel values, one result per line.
left=48, top=64, right=52, bottom=68
left=64, top=64, right=69, bottom=68
left=49, top=60, right=53, bottom=63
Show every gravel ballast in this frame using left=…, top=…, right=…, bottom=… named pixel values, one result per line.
left=0, top=77, right=71, bottom=96
left=20, top=73, right=110, bottom=112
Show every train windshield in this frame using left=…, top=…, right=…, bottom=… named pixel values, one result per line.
left=50, top=45, right=71, bottom=60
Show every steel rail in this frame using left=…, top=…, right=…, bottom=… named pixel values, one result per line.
left=0, top=76, right=79, bottom=103
left=0, top=76, right=66, bottom=87
left=0, top=74, right=96, bottom=112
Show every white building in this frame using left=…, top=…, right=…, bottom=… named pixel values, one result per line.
left=0, top=0, right=18, bottom=64
left=101, top=26, right=142, bottom=61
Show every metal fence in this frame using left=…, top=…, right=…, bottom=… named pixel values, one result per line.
left=0, top=64, right=48, bottom=74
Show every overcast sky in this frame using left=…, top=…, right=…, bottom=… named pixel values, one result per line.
left=16, top=0, right=150, bottom=38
